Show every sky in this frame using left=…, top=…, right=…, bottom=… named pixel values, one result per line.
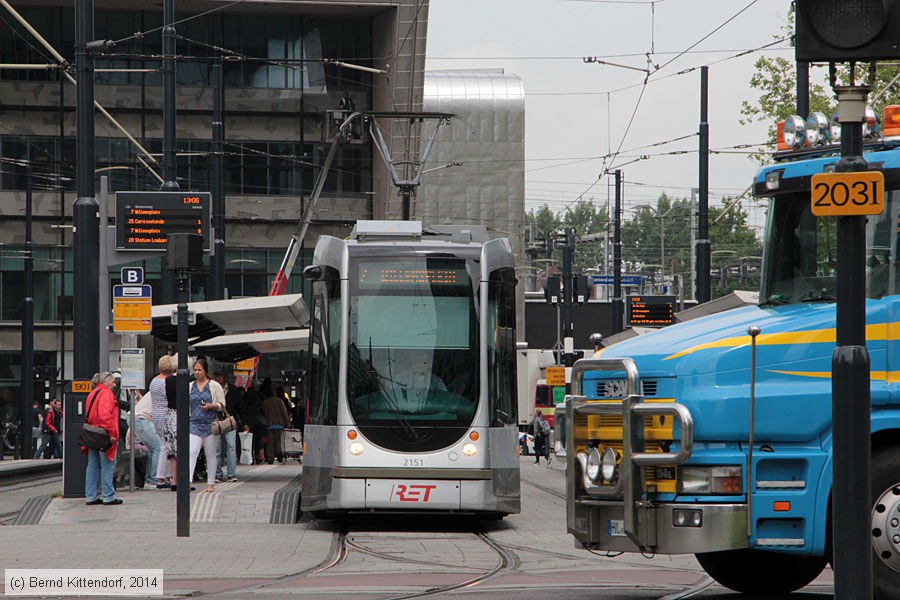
left=425, top=0, right=797, bottom=236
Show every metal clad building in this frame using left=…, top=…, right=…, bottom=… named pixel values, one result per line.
left=418, top=69, right=526, bottom=338
left=419, top=70, right=525, bottom=251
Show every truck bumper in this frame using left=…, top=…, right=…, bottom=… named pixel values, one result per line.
left=570, top=499, right=749, bottom=554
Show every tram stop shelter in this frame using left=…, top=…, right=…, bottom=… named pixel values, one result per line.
left=192, top=329, right=310, bottom=362
left=150, top=294, right=309, bottom=361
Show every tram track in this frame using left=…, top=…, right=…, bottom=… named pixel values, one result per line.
left=379, top=530, right=519, bottom=600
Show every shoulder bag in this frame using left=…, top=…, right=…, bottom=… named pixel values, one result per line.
left=78, top=389, right=113, bottom=451
left=212, top=404, right=237, bottom=436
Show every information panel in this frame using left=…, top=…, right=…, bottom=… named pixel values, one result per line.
left=627, top=295, right=676, bottom=327
left=113, top=284, right=152, bottom=333
left=116, top=191, right=211, bottom=251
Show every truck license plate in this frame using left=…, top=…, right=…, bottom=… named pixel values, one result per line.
left=655, top=466, right=676, bottom=480
left=608, top=519, right=625, bottom=537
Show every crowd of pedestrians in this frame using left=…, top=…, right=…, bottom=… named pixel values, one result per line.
left=76, top=355, right=305, bottom=506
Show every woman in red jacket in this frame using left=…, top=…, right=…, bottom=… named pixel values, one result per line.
left=82, top=371, right=122, bottom=505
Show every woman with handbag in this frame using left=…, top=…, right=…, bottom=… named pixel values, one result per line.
left=81, top=372, right=122, bottom=505
left=187, top=357, right=225, bottom=493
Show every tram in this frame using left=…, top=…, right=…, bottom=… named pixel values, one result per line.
left=300, top=221, right=520, bottom=516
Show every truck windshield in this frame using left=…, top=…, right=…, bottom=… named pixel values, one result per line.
left=345, top=256, right=480, bottom=451
left=761, top=190, right=900, bottom=304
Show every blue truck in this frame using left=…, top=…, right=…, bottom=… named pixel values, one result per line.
left=562, top=107, right=900, bottom=599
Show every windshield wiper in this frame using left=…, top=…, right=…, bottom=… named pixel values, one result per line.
left=760, top=296, right=788, bottom=307
left=800, top=291, right=836, bottom=303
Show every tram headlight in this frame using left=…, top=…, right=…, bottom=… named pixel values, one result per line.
left=462, top=443, right=478, bottom=457
left=601, top=446, right=618, bottom=482
left=349, top=441, right=365, bottom=456
left=586, top=447, right=602, bottom=481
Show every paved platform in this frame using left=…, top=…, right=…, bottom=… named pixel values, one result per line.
left=1, top=461, right=335, bottom=587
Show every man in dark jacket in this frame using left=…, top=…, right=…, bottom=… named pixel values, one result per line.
left=33, top=399, right=62, bottom=459
left=529, top=410, right=552, bottom=465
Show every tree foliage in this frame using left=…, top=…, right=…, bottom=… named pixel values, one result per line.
left=526, top=194, right=761, bottom=299
left=742, top=12, right=900, bottom=161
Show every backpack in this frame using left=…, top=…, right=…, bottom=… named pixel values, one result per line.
left=537, top=417, right=550, bottom=436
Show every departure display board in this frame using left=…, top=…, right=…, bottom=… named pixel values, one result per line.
left=116, top=191, right=211, bottom=251
left=627, top=295, right=676, bottom=326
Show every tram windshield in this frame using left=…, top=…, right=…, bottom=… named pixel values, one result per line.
left=346, top=256, right=479, bottom=451
left=761, top=190, right=900, bottom=305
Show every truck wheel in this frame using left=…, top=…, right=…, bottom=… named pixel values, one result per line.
left=696, top=549, right=825, bottom=594
left=870, top=449, right=900, bottom=600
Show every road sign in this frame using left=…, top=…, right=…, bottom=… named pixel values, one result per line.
left=113, top=284, right=152, bottom=333
left=121, top=267, right=144, bottom=285
left=546, top=366, right=566, bottom=387
left=810, top=171, right=885, bottom=216
left=116, top=191, right=211, bottom=251
left=591, top=274, right=642, bottom=286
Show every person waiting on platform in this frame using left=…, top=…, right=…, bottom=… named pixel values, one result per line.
left=187, top=357, right=225, bottom=493
left=264, top=385, right=292, bottom=464
left=213, top=367, right=241, bottom=483
left=82, top=372, right=121, bottom=505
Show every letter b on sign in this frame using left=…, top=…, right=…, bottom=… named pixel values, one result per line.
left=121, top=267, right=144, bottom=285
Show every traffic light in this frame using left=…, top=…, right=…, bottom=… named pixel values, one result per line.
left=574, top=275, right=590, bottom=305
left=795, top=0, right=900, bottom=62
left=33, top=366, right=60, bottom=380
left=543, top=276, right=561, bottom=305
left=281, top=369, right=305, bottom=383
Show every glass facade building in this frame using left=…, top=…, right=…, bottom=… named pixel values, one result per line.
left=0, top=0, right=430, bottom=423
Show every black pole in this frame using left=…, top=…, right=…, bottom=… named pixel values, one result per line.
left=696, top=66, right=711, bottom=304
left=162, top=0, right=178, bottom=191
left=562, top=227, right=575, bottom=365
left=19, top=171, right=35, bottom=460
left=73, top=0, right=99, bottom=381
left=176, top=271, right=190, bottom=537
left=161, top=0, right=179, bottom=304
left=58, top=71, right=66, bottom=391
left=210, top=63, right=225, bottom=300
left=831, top=87, right=872, bottom=600
left=402, top=189, right=411, bottom=220
left=797, top=62, right=810, bottom=119
left=612, top=170, right=623, bottom=334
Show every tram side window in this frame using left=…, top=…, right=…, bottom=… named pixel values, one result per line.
left=307, top=269, right=341, bottom=425
left=488, top=268, right=517, bottom=426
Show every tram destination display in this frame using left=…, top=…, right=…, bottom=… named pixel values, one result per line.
left=357, top=261, right=468, bottom=289
left=116, top=191, right=211, bottom=251
left=627, top=295, right=676, bottom=327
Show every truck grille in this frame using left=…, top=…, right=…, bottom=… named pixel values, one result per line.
left=591, top=379, right=658, bottom=398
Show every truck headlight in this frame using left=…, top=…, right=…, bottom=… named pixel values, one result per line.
left=680, top=465, right=742, bottom=494
left=586, top=447, right=602, bottom=481
left=601, top=446, right=618, bottom=482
